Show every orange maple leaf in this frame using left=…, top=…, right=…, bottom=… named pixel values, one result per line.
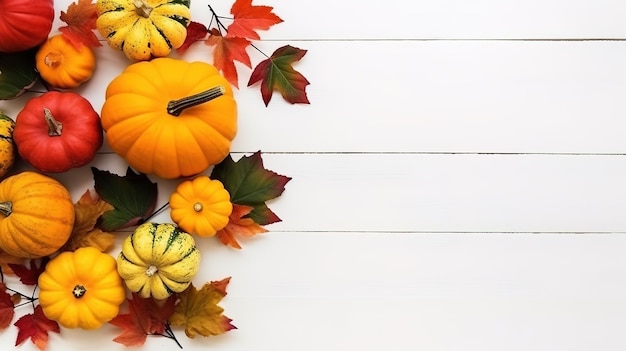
left=14, top=305, right=60, bottom=351
left=226, top=0, right=283, bottom=40
left=63, top=189, right=115, bottom=252
left=0, top=249, right=24, bottom=275
left=169, top=279, right=236, bottom=338
left=206, top=28, right=252, bottom=88
left=216, top=204, right=268, bottom=249
left=59, top=0, right=101, bottom=48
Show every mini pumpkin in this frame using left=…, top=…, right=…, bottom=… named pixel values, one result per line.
left=38, top=247, right=126, bottom=330
left=170, top=176, right=233, bottom=237
left=96, top=0, right=191, bottom=61
left=100, top=58, right=237, bottom=179
left=117, top=222, right=201, bottom=300
left=36, top=34, right=97, bottom=89
left=14, top=91, right=103, bottom=172
left=0, top=171, right=75, bottom=258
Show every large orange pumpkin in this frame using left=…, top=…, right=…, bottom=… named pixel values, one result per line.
left=100, top=58, right=237, bottom=179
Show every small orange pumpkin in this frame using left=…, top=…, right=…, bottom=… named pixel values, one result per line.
left=100, top=58, right=237, bottom=179
left=0, top=171, right=75, bottom=258
left=169, top=176, right=233, bottom=237
left=35, top=34, right=96, bottom=89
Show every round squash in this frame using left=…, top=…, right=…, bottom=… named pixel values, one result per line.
left=100, top=58, right=237, bottom=179
left=96, top=0, right=191, bottom=61
left=117, top=222, right=200, bottom=300
left=38, top=247, right=126, bottom=330
left=36, top=34, right=97, bottom=89
left=0, top=171, right=75, bottom=258
left=13, top=91, right=103, bottom=173
left=170, top=176, right=233, bottom=237
left=0, top=0, right=54, bottom=53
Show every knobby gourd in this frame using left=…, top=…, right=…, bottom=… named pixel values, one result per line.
left=96, top=0, right=191, bottom=61
left=0, top=171, right=75, bottom=258
left=38, top=247, right=127, bottom=330
left=100, top=57, right=237, bottom=179
left=117, top=222, right=201, bottom=300
left=170, top=176, right=233, bottom=237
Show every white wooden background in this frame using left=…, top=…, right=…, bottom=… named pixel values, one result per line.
left=2, top=0, right=626, bottom=350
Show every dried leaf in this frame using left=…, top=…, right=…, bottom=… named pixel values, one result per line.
left=92, top=167, right=158, bottom=231
left=248, top=45, right=310, bottom=106
left=177, top=21, right=209, bottom=54
left=0, top=283, right=15, bottom=330
left=109, top=294, right=177, bottom=347
left=9, top=258, right=49, bottom=286
left=217, top=204, right=268, bottom=249
left=59, top=0, right=101, bottom=48
left=227, top=0, right=283, bottom=40
left=211, top=151, right=291, bottom=225
left=169, top=280, right=236, bottom=338
left=63, top=189, right=115, bottom=252
left=0, top=250, right=24, bottom=275
left=14, top=305, right=60, bottom=351
left=206, top=28, right=252, bottom=88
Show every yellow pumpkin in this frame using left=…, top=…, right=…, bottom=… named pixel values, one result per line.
left=170, top=176, right=233, bottom=237
left=117, top=222, right=200, bottom=300
left=35, top=34, right=96, bottom=89
left=96, top=0, right=191, bottom=61
left=38, top=247, right=126, bottom=330
left=100, top=58, right=237, bottom=179
left=0, top=171, right=75, bottom=258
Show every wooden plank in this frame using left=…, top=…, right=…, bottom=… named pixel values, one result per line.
left=47, top=152, right=626, bottom=234
left=3, top=232, right=626, bottom=350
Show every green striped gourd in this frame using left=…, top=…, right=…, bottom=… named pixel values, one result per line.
left=96, top=0, right=191, bottom=61
left=117, top=222, right=200, bottom=299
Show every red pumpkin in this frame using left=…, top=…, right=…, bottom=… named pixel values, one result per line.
left=13, top=91, right=103, bottom=172
left=0, top=0, right=54, bottom=53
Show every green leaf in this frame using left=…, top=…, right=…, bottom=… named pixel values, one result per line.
left=211, top=151, right=291, bottom=225
left=0, top=49, right=38, bottom=100
left=247, top=45, right=310, bottom=106
left=91, top=167, right=158, bottom=231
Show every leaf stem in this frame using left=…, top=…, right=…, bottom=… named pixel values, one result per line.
left=160, top=323, right=182, bottom=349
left=142, top=202, right=171, bottom=224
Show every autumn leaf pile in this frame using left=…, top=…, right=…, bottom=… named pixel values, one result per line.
left=0, top=0, right=301, bottom=349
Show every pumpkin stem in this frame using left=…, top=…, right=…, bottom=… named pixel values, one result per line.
left=0, top=201, right=12, bottom=217
left=193, top=202, right=203, bottom=212
left=44, top=51, right=63, bottom=68
left=43, top=108, right=63, bottom=136
left=167, top=86, right=226, bottom=116
left=146, top=265, right=158, bottom=276
left=72, top=285, right=87, bottom=298
left=133, top=0, right=153, bottom=17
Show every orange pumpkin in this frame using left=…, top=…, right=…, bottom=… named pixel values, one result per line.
left=35, top=34, right=96, bottom=89
left=100, top=58, right=237, bottom=179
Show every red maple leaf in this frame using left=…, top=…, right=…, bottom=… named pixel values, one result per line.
left=14, top=305, right=60, bottom=351
left=59, top=0, right=101, bottom=48
left=248, top=45, right=310, bottom=106
left=109, top=293, right=177, bottom=347
left=0, top=283, right=15, bottom=330
left=206, top=28, right=251, bottom=88
left=9, top=258, right=49, bottom=286
left=227, top=0, right=283, bottom=40
left=177, top=21, right=209, bottom=54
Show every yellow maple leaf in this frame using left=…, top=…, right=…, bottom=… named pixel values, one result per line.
left=169, top=278, right=236, bottom=338
left=63, top=189, right=115, bottom=252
